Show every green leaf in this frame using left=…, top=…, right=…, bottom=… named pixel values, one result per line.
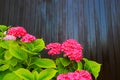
left=21, top=39, right=45, bottom=54
left=56, top=58, right=69, bottom=74
left=4, top=50, right=13, bottom=60
left=0, top=32, right=5, bottom=37
left=0, top=70, right=10, bottom=80
left=0, top=59, right=6, bottom=64
left=21, top=42, right=34, bottom=51
left=0, top=64, right=9, bottom=71
left=0, top=47, right=5, bottom=59
left=9, top=44, right=28, bottom=61
left=83, top=58, right=101, bottom=79
left=32, top=71, right=39, bottom=80
left=21, top=42, right=34, bottom=54
left=21, top=47, right=38, bottom=55
left=33, top=58, right=56, bottom=68
left=14, top=68, right=34, bottom=80
left=0, top=40, right=14, bottom=49
left=59, top=57, right=70, bottom=67
left=77, top=62, right=83, bottom=70
left=3, top=73, right=22, bottom=80
left=0, top=47, right=5, bottom=53
left=38, top=69, right=57, bottom=80
left=0, top=25, right=8, bottom=32
left=9, top=64, right=23, bottom=71
left=9, top=58, right=17, bottom=67
left=32, top=39, right=45, bottom=52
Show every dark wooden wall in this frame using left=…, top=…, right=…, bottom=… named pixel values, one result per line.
left=0, top=0, right=120, bottom=80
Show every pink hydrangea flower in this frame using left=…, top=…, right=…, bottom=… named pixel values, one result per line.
left=45, top=43, right=61, bottom=55
left=3, top=35, right=16, bottom=40
left=57, top=70, right=92, bottom=80
left=57, top=74, right=70, bottom=80
left=61, top=39, right=83, bottom=62
left=76, top=70, right=92, bottom=80
left=7, top=26, right=27, bottom=37
left=20, top=34, right=36, bottom=42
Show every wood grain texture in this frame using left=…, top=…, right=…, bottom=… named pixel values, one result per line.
left=0, top=0, right=120, bottom=79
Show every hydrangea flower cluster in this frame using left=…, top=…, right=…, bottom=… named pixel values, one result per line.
left=45, top=39, right=83, bottom=62
left=3, top=35, right=16, bottom=40
left=61, top=39, right=83, bottom=62
left=45, top=43, right=61, bottom=55
left=57, top=70, right=92, bottom=80
left=7, top=26, right=27, bottom=37
left=4, top=26, right=36, bottom=42
left=20, top=34, right=36, bottom=42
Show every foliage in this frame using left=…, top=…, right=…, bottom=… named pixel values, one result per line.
left=0, top=25, right=101, bottom=80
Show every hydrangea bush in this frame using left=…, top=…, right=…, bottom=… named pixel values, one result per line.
left=0, top=25, right=101, bottom=80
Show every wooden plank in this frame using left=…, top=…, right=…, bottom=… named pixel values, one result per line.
left=0, top=0, right=5, bottom=24
left=105, top=0, right=116, bottom=79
